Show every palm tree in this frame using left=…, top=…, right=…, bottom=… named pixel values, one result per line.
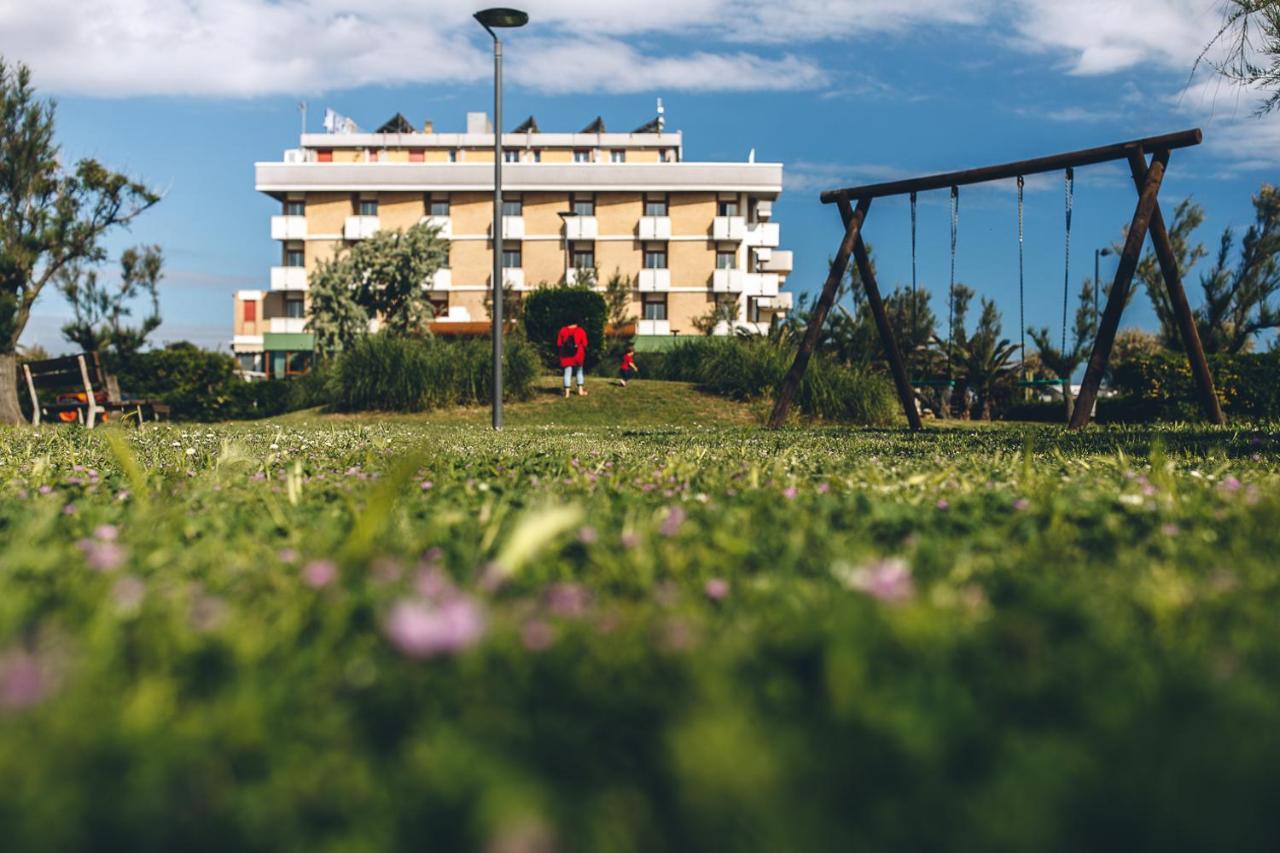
left=1027, top=277, right=1097, bottom=421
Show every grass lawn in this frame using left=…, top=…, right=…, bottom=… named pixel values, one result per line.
left=3, top=397, right=1280, bottom=851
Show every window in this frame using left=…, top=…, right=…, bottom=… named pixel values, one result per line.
left=504, top=149, right=520, bottom=163
left=284, top=248, right=305, bottom=268
left=573, top=150, right=591, bottom=163
left=243, top=301, right=257, bottom=322
left=643, top=244, right=668, bottom=270
left=572, top=197, right=594, bottom=217
left=358, top=199, right=378, bottom=216
left=428, top=197, right=450, bottom=216
left=611, top=150, right=625, bottom=163
left=502, top=245, right=522, bottom=269
left=448, top=150, right=458, bottom=162
left=502, top=196, right=522, bottom=217
left=570, top=243, right=595, bottom=269
left=367, top=150, right=379, bottom=162
left=237, top=353, right=262, bottom=373
left=718, top=199, right=740, bottom=217
left=317, top=149, right=333, bottom=162
left=428, top=296, right=449, bottom=319
left=644, top=196, right=668, bottom=217
left=285, top=351, right=312, bottom=376
left=716, top=250, right=737, bottom=270
left=409, top=150, right=425, bottom=163
left=284, top=297, right=305, bottom=319
left=284, top=200, right=304, bottom=216
left=642, top=294, right=668, bottom=321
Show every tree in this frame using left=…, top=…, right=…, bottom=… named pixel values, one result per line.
left=1027, top=277, right=1098, bottom=420
left=307, top=221, right=448, bottom=357
left=1134, top=198, right=1207, bottom=348
left=59, top=245, right=163, bottom=356
left=935, top=285, right=1020, bottom=420
left=602, top=268, right=635, bottom=332
left=692, top=292, right=741, bottom=336
left=0, top=59, right=160, bottom=423
left=1201, top=1, right=1280, bottom=114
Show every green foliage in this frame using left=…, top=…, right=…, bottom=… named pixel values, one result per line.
left=308, top=221, right=448, bottom=357
left=331, top=334, right=539, bottom=412
left=522, top=287, right=606, bottom=369
left=2, top=423, right=1280, bottom=850
left=1107, top=349, right=1280, bottom=421
left=58, top=244, right=164, bottom=356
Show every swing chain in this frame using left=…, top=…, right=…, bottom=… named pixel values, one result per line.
left=947, top=185, right=959, bottom=383
left=1063, top=167, right=1074, bottom=356
left=1017, top=175, right=1025, bottom=387
left=910, top=191, right=918, bottom=364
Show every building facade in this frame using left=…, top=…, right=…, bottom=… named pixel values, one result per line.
left=233, top=111, right=793, bottom=377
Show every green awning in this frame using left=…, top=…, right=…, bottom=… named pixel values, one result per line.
left=263, top=332, right=315, bottom=351
left=633, top=334, right=703, bottom=352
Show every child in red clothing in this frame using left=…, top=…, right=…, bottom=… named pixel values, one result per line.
left=556, top=323, right=588, bottom=398
left=619, top=346, right=639, bottom=387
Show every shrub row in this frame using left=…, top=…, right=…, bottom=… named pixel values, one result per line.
left=1105, top=350, right=1280, bottom=422
left=522, top=287, right=607, bottom=370
left=330, top=335, right=539, bottom=413
left=648, top=337, right=898, bottom=425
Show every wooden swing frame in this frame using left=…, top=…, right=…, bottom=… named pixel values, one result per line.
left=767, top=129, right=1226, bottom=431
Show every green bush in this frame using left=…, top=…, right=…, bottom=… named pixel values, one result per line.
left=110, top=343, right=242, bottom=421
left=1106, top=350, right=1280, bottom=422
left=522, top=288, right=607, bottom=370
left=331, top=335, right=539, bottom=412
left=797, top=357, right=898, bottom=425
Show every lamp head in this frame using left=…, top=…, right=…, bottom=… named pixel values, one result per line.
left=475, top=8, right=528, bottom=29
left=1099, top=248, right=1113, bottom=257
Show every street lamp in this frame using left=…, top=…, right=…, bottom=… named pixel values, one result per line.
left=475, top=7, right=528, bottom=431
left=1094, top=247, right=1113, bottom=328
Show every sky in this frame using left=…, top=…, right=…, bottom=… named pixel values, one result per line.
left=2, top=0, right=1278, bottom=355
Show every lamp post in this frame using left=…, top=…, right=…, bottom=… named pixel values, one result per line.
left=1094, top=247, right=1113, bottom=329
left=475, top=7, right=528, bottom=431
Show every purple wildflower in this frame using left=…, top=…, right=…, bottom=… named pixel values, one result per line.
left=277, top=547, right=300, bottom=564
left=847, top=558, right=915, bottom=604
left=659, top=506, right=687, bottom=537
left=520, top=619, right=555, bottom=652
left=384, top=597, right=487, bottom=659
left=704, top=577, right=730, bottom=601
left=302, top=559, right=338, bottom=589
left=38, top=485, right=53, bottom=495
left=1220, top=476, right=1242, bottom=494
left=111, top=576, right=147, bottom=613
left=576, top=526, right=598, bottom=545
left=783, top=486, right=798, bottom=501
left=620, top=531, right=640, bottom=550
left=817, top=482, right=830, bottom=494
left=545, top=583, right=590, bottom=617
left=420, top=480, right=433, bottom=491
left=78, top=538, right=126, bottom=572
left=936, top=499, right=950, bottom=511
left=1013, top=498, right=1030, bottom=511
left=0, top=651, right=54, bottom=711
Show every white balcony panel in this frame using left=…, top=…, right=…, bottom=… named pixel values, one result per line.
left=713, top=216, right=746, bottom=241
left=564, top=216, right=598, bottom=240
left=344, top=215, right=380, bottom=239
left=638, top=216, right=672, bottom=240
left=428, top=268, right=452, bottom=290
left=492, top=216, right=524, bottom=239
left=421, top=215, right=452, bottom=239
left=270, top=266, right=308, bottom=291
left=712, top=268, right=745, bottom=293
left=742, top=273, right=780, bottom=297
left=269, top=317, right=307, bottom=334
left=494, top=268, right=526, bottom=290
left=761, top=250, right=793, bottom=275
left=637, top=319, right=671, bottom=336
left=756, top=199, right=774, bottom=220
left=233, top=335, right=264, bottom=348
left=638, top=268, right=671, bottom=292
left=743, top=221, right=780, bottom=248
left=774, top=292, right=794, bottom=311
left=271, top=215, right=307, bottom=241
left=753, top=247, right=773, bottom=264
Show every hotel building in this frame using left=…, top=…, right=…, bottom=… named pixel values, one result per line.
left=233, top=110, right=793, bottom=377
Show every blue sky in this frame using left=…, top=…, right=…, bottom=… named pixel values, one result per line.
left=4, top=0, right=1277, bottom=354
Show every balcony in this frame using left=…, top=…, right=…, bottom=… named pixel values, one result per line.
left=638, top=216, right=672, bottom=240
left=428, top=268, right=452, bottom=291
left=492, top=216, right=524, bottom=239
left=270, top=215, right=307, bottom=240
left=713, top=216, right=746, bottom=241
left=344, top=215, right=380, bottom=240
left=421, top=215, right=452, bottom=239
left=565, top=267, right=596, bottom=286
left=761, top=250, right=793, bottom=275
left=563, top=215, right=597, bottom=240
left=638, top=268, right=670, bottom=291
left=269, top=317, right=307, bottom=334
left=637, top=319, right=671, bottom=336
left=744, top=221, right=780, bottom=248
left=712, top=268, right=745, bottom=293
left=270, top=266, right=308, bottom=291
left=742, top=273, right=781, bottom=296
left=494, top=268, right=525, bottom=289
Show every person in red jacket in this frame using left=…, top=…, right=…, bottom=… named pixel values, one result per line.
left=619, top=345, right=639, bottom=387
left=557, top=322, right=588, bottom=398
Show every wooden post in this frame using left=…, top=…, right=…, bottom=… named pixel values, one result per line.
left=844, top=201, right=922, bottom=430
left=77, top=354, right=99, bottom=429
left=1070, top=148, right=1169, bottom=429
left=1125, top=151, right=1226, bottom=425
left=22, top=364, right=40, bottom=426
left=767, top=197, right=871, bottom=428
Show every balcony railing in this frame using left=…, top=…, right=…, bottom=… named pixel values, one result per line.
left=742, top=273, right=781, bottom=296
left=492, top=216, right=524, bottom=240
left=743, top=221, right=780, bottom=248
left=638, top=268, right=671, bottom=291
left=760, top=250, right=793, bottom=275
left=713, top=215, right=746, bottom=241
left=270, top=215, right=307, bottom=241
left=637, top=319, right=672, bottom=336
left=712, top=268, right=745, bottom=292
left=344, top=215, right=380, bottom=240
left=421, top=215, right=452, bottom=239
left=428, top=268, right=452, bottom=290
left=494, top=268, right=525, bottom=290
left=269, top=317, right=308, bottom=334
left=564, top=215, right=597, bottom=240
left=638, top=216, right=671, bottom=240
left=270, top=266, right=308, bottom=291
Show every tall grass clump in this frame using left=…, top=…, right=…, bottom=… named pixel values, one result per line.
left=797, top=357, right=897, bottom=425
left=331, top=335, right=539, bottom=412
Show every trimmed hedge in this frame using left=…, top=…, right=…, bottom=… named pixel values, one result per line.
left=331, top=335, right=539, bottom=413
left=522, top=288, right=607, bottom=371
left=1106, top=350, right=1280, bottom=422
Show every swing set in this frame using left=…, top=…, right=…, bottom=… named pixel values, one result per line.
left=768, top=129, right=1226, bottom=431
